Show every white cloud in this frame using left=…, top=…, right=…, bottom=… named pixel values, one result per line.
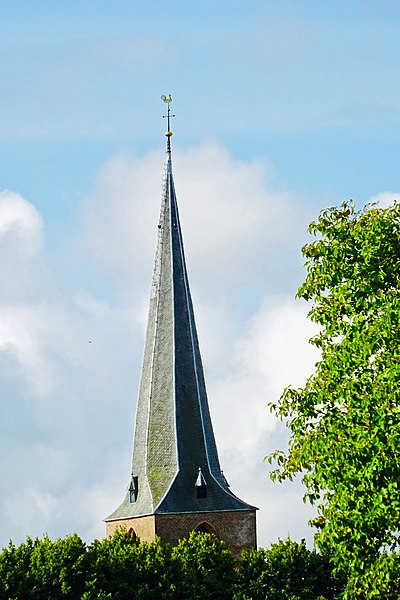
left=205, top=299, right=320, bottom=546
left=79, top=141, right=321, bottom=547
left=217, top=21, right=318, bottom=69
left=80, top=140, right=302, bottom=303
left=0, top=191, right=46, bottom=303
left=0, top=190, right=43, bottom=253
left=0, top=306, right=55, bottom=397
left=0, top=143, right=322, bottom=550
left=240, top=300, right=320, bottom=397
left=368, top=190, right=400, bottom=208
left=80, top=147, right=163, bottom=284
left=170, top=141, right=295, bottom=289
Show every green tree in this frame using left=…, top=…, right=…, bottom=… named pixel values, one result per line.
left=0, top=534, right=88, bottom=600
left=268, top=201, right=400, bottom=598
left=83, top=530, right=177, bottom=599
left=235, top=538, right=343, bottom=600
left=172, top=531, right=236, bottom=600
left=0, top=537, right=35, bottom=600
left=31, top=534, right=88, bottom=599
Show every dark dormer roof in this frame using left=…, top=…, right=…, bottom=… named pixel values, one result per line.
left=195, top=467, right=207, bottom=488
left=106, top=153, right=255, bottom=522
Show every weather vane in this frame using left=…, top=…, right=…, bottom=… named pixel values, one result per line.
left=161, top=94, right=175, bottom=153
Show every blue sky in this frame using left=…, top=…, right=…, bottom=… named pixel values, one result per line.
left=0, top=1, right=399, bottom=549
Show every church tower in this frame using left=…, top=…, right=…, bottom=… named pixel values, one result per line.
left=105, top=97, right=257, bottom=555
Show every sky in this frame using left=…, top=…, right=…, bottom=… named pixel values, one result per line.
left=1, top=0, right=399, bottom=550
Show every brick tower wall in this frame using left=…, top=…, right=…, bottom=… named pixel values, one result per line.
left=105, top=515, right=156, bottom=542
left=106, top=510, right=256, bottom=556
left=155, top=510, right=256, bottom=556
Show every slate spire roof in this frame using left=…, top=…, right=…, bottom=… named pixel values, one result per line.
left=107, top=104, right=254, bottom=521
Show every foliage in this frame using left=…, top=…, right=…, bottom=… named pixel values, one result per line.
left=0, top=534, right=88, bottom=599
left=0, top=530, right=344, bottom=599
left=268, top=200, right=400, bottom=598
left=234, top=538, right=342, bottom=600
left=83, top=530, right=177, bottom=599
left=172, top=531, right=236, bottom=600
left=0, top=531, right=235, bottom=600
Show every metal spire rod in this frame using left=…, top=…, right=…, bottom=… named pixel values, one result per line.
left=161, top=94, right=175, bottom=155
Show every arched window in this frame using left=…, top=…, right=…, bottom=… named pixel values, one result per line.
left=194, top=522, right=217, bottom=535
left=128, top=527, right=137, bottom=540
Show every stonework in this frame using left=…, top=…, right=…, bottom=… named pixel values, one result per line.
left=106, top=515, right=156, bottom=542
left=155, top=511, right=257, bottom=556
left=106, top=510, right=256, bottom=557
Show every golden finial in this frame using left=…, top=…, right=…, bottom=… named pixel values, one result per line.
left=161, top=94, right=175, bottom=152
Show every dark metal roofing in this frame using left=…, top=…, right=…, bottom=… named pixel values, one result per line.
left=106, top=154, right=255, bottom=522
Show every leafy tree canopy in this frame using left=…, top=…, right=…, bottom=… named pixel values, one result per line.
left=173, top=531, right=236, bottom=600
left=0, top=531, right=342, bottom=600
left=268, top=201, right=400, bottom=598
left=0, top=533, right=88, bottom=600
left=83, top=532, right=177, bottom=600
left=235, top=538, right=342, bottom=600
